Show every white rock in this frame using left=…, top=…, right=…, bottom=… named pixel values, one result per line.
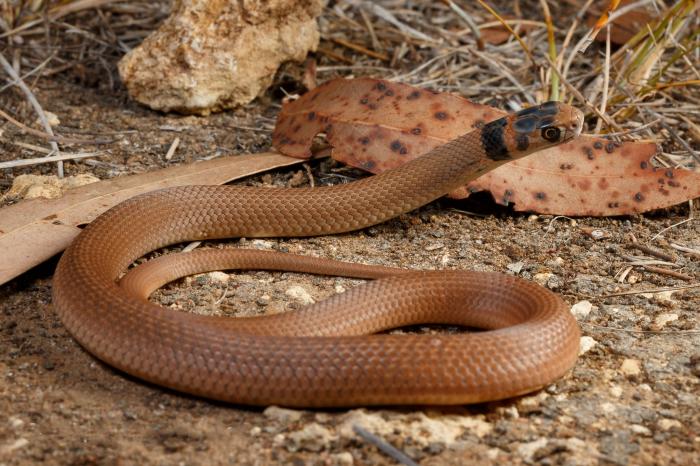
left=207, top=271, right=229, bottom=284
left=658, top=419, right=682, bottom=431
left=263, top=405, right=304, bottom=424
left=579, top=336, right=597, bottom=355
left=37, top=111, right=60, bottom=127
left=653, top=290, right=676, bottom=302
left=564, top=438, right=599, bottom=466
left=1, top=438, right=29, bottom=454
left=653, top=312, right=678, bottom=329
left=609, top=385, right=623, bottom=398
left=620, top=359, right=641, bottom=376
left=331, top=451, right=354, bottom=466
left=533, top=272, right=552, bottom=286
left=251, top=240, right=274, bottom=249
left=600, top=402, right=616, bottom=414
left=8, top=417, right=23, bottom=429
left=285, top=286, right=315, bottom=305
left=571, top=300, right=593, bottom=319
left=249, top=426, right=261, bottom=436
left=287, top=422, right=334, bottom=452
left=272, top=433, right=286, bottom=447
left=517, top=438, right=547, bottom=462
left=630, top=424, right=651, bottom=435
left=519, top=391, right=549, bottom=407
left=338, top=409, right=492, bottom=449
left=507, top=262, right=524, bottom=274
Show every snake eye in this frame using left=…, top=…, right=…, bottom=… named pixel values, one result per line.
left=542, top=127, right=561, bottom=142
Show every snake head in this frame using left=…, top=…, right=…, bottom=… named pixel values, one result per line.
left=481, top=102, right=584, bottom=161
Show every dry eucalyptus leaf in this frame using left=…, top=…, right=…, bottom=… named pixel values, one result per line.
left=0, top=152, right=303, bottom=285
left=273, top=77, right=699, bottom=216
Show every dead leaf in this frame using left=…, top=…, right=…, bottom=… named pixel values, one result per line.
left=0, top=152, right=304, bottom=285
left=480, top=16, right=536, bottom=45
left=586, top=0, right=654, bottom=45
left=273, top=77, right=700, bottom=216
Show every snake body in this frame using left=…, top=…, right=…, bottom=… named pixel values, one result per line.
left=52, top=102, right=583, bottom=407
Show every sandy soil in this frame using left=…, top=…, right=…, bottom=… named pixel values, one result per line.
left=1, top=4, right=699, bottom=466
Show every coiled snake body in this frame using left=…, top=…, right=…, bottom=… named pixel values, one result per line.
left=53, top=102, right=584, bottom=407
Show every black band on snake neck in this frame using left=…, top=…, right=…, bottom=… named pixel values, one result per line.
left=481, top=118, right=510, bottom=160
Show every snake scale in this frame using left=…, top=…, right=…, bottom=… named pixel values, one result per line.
left=52, top=101, right=584, bottom=407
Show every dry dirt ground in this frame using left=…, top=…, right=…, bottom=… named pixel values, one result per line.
left=1, top=5, right=699, bottom=466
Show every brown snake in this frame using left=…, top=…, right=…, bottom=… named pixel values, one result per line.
left=53, top=102, right=584, bottom=407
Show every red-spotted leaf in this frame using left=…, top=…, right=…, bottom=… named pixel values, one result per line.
left=273, top=78, right=700, bottom=216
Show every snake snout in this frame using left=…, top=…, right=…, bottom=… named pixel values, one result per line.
left=563, top=106, right=584, bottom=141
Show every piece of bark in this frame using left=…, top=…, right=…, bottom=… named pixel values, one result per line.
left=0, top=152, right=304, bottom=285
left=119, top=0, right=323, bottom=115
left=273, top=77, right=700, bottom=216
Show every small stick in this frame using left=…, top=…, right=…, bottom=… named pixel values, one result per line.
left=0, top=151, right=103, bottom=170
left=0, top=108, right=105, bottom=144
left=641, top=265, right=693, bottom=281
left=592, top=283, right=700, bottom=298
left=164, top=137, right=180, bottom=161
left=359, top=8, right=381, bottom=53
left=0, top=51, right=63, bottom=177
left=582, top=322, right=700, bottom=335
left=303, top=163, right=315, bottom=188
left=590, top=118, right=661, bottom=138
left=594, top=25, right=612, bottom=133
left=362, top=2, right=436, bottom=43
left=651, top=218, right=695, bottom=241
left=670, top=243, right=700, bottom=259
left=331, top=37, right=389, bottom=61
left=625, top=243, right=677, bottom=262
left=442, top=0, right=483, bottom=49
left=352, top=424, right=419, bottom=466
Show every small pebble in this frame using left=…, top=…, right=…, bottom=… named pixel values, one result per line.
left=571, top=300, right=593, bottom=319
left=8, top=417, right=24, bottom=429
left=332, top=452, right=354, bottom=466
left=653, top=313, right=678, bottom=329
left=621, top=359, right=641, bottom=376
left=251, top=240, right=274, bottom=249
left=507, top=262, right=524, bottom=274
left=206, top=271, right=229, bottom=284
left=263, top=406, right=304, bottom=424
left=517, top=438, right=547, bottom=462
left=579, top=336, right=597, bottom=355
left=658, top=419, right=682, bottom=431
left=630, top=424, right=651, bottom=436
left=285, top=286, right=315, bottom=305
left=533, top=272, right=553, bottom=286
left=287, top=423, right=334, bottom=452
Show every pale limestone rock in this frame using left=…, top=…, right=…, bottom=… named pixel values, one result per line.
left=517, top=438, right=548, bottom=462
left=285, top=285, right=315, bottom=305
left=263, top=405, right=304, bottom=424
left=206, top=271, right=230, bottom=284
left=570, top=300, right=593, bottom=319
left=658, top=418, right=682, bottom=431
left=338, top=409, right=492, bottom=448
left=119, top=0, right=322, bottom=114
left=287, top=422, right=334, bottom=452
left=1, top=174, right=99, bottom=201
left=579, top=336, right=597, bottom=355
left=620, top=358, right=641, bottom=376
